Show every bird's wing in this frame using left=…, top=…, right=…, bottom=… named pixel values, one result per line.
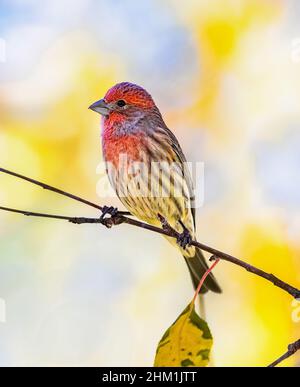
left=161, top=126, right=196, bottom=229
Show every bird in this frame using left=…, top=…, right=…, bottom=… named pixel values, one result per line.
left=89, top=82, right=221, bottom=294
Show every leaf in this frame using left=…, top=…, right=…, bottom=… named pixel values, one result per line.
left=154, top=301, right=213, bottom=367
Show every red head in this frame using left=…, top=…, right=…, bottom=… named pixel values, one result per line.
left=105, top=82, right=155, bottom=110
left=89, top=82, right=156, bottom=120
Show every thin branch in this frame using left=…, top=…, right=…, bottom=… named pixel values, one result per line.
left=192, top=258, right=220, bottom=304
left=0, top=206, right=76, bottom=221
left=157, top=215, right=300, bottom=300
left=0, top=167, right=131, bottom=216
left=1, top=204, right=299, bottom=300
left=0, top=206, right=124, bottom=226
left=268, top=339, right=300, bottom=367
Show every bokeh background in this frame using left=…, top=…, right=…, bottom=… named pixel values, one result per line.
left=0, top=0, right=300, bottom=367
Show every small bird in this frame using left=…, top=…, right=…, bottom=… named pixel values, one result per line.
left=89, top=82, right=221, bottom=294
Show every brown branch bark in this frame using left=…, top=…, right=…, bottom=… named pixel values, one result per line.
left=268, top=339, right=300, bottom=367
left=0, top=168, right=299, bottom=367
left=0, top=167, right=131, bottom=215
left=1, top=204, right=299, bottom=298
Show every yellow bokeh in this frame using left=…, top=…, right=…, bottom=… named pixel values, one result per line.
left=0, top=0, right=299, bottom=366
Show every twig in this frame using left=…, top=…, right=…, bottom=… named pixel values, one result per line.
left=0, top=167, right=131, bottom=216
left=192, top=258, right=220, bottom=304
left=0, top=169, right=300, bottom=366
left=157, top=215, right=300, bottom=300
left=0, top=206, right=125, bottom=227
left=1, top=204, right=299, bottom=300
left=268, top=339, right=300, bottom=367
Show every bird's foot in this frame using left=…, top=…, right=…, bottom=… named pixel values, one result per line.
left=177, top=221, right=192, bottom=250
left=100, top=206, right=119, bottom=228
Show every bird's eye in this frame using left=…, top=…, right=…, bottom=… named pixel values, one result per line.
left=116, top=99, right=126, bottom=108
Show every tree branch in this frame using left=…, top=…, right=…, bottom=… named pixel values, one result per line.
left=1, top=204, right=299, bottom=301
left=0, top=167, right=131, bottom=216
left=268, top=339, right=300, bottom=367
left=0, top=168, right=299, bottom=367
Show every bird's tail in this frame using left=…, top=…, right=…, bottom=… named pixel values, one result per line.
left=184, top=248, right=222, bottom=294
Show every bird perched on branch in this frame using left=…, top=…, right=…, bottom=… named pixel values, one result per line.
left=89, top=82, right=221, bottom=294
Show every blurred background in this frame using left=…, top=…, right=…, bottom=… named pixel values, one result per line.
left=0, top=0, right=299, bottom=366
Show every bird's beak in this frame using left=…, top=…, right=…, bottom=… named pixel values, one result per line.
left=88, top=99, right=109, bottom=116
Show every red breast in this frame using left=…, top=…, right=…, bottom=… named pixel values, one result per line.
left=102, top=125, right=147, bottom=169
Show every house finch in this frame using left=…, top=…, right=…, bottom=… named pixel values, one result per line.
left=89, top=82, right=221, bottom=294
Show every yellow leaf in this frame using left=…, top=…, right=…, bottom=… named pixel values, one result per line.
left=154, top=302, right=213, bottom=367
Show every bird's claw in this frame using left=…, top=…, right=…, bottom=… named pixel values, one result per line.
left=100, top=206, right=119, bottom=228
left=100, top=205, right=118, bottom=220
left=177, top=225, right=192, bottom=250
